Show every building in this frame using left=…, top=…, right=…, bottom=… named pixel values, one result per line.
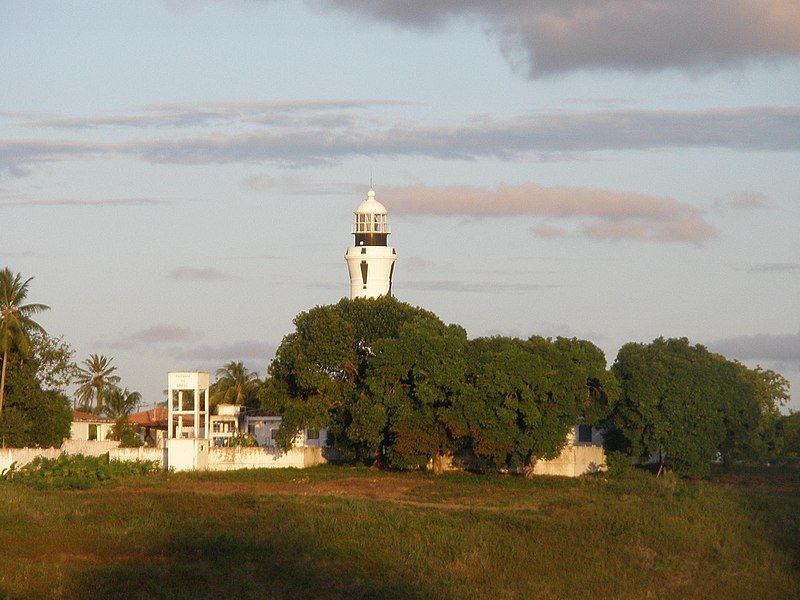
left=345, top=187, right=397, bottom=299
left=70, top=410, right=114, bottom=441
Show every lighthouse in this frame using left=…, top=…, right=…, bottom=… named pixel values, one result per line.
left=345, top=187, right=397, bottom=299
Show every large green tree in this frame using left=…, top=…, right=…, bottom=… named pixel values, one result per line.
left=262, top=297, right=442, bottom=459
left=607, top=338, right=729, bottom=477
left=0, top=353, right=71, bottom=447
left=73, top=354, right=121, bottom=414
left=210, top=361, right=261, bottom=408
left=442, top=336, right=618, bottom=471
left=358, top=316, right=468, bottom=469
left=0, top=268, right=49, bottom=416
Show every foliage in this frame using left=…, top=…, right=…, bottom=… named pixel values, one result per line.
left=263, top=297, right=618, bottom=471
left=1, top=453, right=159, bottom=489
left=605, top=450, right=635, bottom=477
left=0, top=268, right=49, bottom=415
left=210, top=361, right=261, bottom=408
left=73, top=354, right=121, bottom=414
left=228, top=433, right=257, bottom=447
left=0, top=357, right=71, bottom=447
left=605, top=337, right=788, bottom=477
left=606, top=338, right=728, bottom=477
left=107, top=417, right=144, bottom=447
left=0, top=464, right=798, bottom=598
left=102, top=388, right=142, bottom=420
left=27, top=330, right=77, bottom=392
left=263, top=297, right=435, bottom=458
left=782, top=412, right=800, bottom=457
left=443, top=336, right=619, bottom=470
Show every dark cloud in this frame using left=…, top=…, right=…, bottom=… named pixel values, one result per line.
left=322, top=0, right=800, bottom=76
left=382, top=183, right=715, bottom=244
left=0, top=140, right=104, bottom=176
left=3, top=107, right=798, bottom=174
left=711, top=330, right=800, bottom=366
left=167, top=267, right=234, bottom=281
left=130, top=108, right=800, bottom=166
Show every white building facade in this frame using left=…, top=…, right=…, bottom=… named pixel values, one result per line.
left=345, top=188, right=397, bottom=299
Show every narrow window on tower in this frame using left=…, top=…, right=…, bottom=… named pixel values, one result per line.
left=360, top=261, right=368, bottom=285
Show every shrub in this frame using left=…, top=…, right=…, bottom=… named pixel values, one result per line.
left=229, top=433, right=257, bottom=447
left=605, top=450, right=634, bottom=477
left=1, top=454, right=160, bottom=489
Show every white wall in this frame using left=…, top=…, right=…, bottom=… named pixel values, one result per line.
left=0, top=440, right=121, bottom=474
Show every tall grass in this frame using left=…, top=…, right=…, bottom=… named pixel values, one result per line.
left=0, top=463, right=796, bottom=599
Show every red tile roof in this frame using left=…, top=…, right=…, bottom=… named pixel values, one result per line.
left=71, top=410, right=114, bottom=423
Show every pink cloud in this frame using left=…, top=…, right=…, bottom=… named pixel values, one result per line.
left=381, top=183, right=715, bottom=244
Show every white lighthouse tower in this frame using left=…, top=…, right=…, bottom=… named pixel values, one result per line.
left=345, top=187, right=397, bottom=299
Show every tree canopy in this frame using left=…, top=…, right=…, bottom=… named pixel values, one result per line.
left=261, top=297, right=618, bottom=471
left=74, top=354, right=121, bottom=414
left=0, top=268, right=49, bottom=415
left=605, top=337, right=789, bottom=477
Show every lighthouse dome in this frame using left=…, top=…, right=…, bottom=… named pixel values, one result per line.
left=355, top=188, right=387, bottom=215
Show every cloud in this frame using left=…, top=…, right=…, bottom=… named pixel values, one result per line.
left=0, top=140, right=104, bottom=176
left=714, top=191, right=772, bottom=211
left=178, top=340, right=277, bottom=362
left=243, top=174, right=359, bottom=195
left=323, top=1, right=800, bottom=76
left=711, top=330, right=800, bottom=367
left=401, top=280, right=561, bottom=293
left=27, top=99, right=408, bottom=130
left=127, top=107, right=800, bottom=166
left=104, top=324, right=204, bottom=348
left=744, top=263, right=800, bottom=273
left=167, top=266, right=234, bottom=281
left=381, top=182, right=715, bottom=243
left=0, top=197, right=166, bottom=208
left=4, top=107, right=799, bottom=174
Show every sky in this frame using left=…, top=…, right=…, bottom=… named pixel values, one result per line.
left=1, top=0, right=799, bottom=410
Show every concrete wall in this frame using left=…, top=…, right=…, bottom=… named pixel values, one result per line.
left=206, top=446, right=327, bottom=471
left=70, top=421, right=114, bottom=442
left=0, top=440, right=121, bottom=474
left=110, top=446, right=166, bottom=467
left=61, top=439, right=119, bottom=455
left=531, top=444, right=606, bottom=477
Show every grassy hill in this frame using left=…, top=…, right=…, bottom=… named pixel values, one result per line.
left=0, top=463, right=798, bottom=599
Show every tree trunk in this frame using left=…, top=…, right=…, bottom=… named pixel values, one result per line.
left=0, top=350, right=7, bottom=416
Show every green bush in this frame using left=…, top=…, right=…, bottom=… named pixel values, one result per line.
left=605, top=450, right=634, bottom=477
left=1, top=454, right=160, bottom=490
left=229, top=433, right=257, bottom=447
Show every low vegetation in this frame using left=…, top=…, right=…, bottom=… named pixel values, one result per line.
left=0, top=463, right=797, bottom=598
left=1, top=454, right=160, bottom=490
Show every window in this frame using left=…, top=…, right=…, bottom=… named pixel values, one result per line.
left=306, top=429, right=319, bottom=440
left=270, top=428, right=278, bottom=439
left=88, top=424, right=98, bottom=441
left=577, top=425, right=593, bottom=443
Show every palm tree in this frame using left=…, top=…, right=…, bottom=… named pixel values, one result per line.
left=0, top=269, right=49, bottom=415
left=74, top=354, right=121, bottom=413
left=102, top=388, right=142, bottom=420
left=210, top=361, right=260, bottom=407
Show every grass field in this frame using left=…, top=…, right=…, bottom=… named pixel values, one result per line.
left=1, top=463, right=798, bottom=599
